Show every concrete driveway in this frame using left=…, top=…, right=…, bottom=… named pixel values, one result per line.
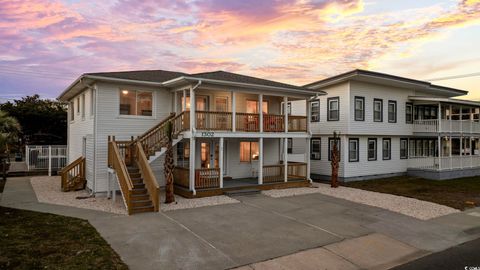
left=2, top=177, right=480, bottom=270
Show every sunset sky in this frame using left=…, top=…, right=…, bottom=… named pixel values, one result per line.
left=0, top=0, right=479, bottom=102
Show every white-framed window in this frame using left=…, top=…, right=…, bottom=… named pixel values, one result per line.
left=349, top=138, right=359, bottom=162
left=70, top=101, right=74, bottom=121
left=328, top=137, right=341, bottom=161
left=287, top=138, right=293, bottom=154
left=90, top=89, right=95, bottom=117
left=400, top=138, right=408, bottom=159
left=354, top=96, right=364, bottom=121
left=246, top=100, right=268, bottom=114
left=406, top=103, right=413, bottom=124
left=388, top=100, right=397, bottom=123
left=383, top=138, right=391, bottom=160
left=311, top=138, right=321, bottom=160
left=374, top=99, right=383, bottom=122
left=368, top=138, right=377, bottom=161
left=327, top=97, right=339, bottom=121
left=176, top=141, right=190, bottom=167
left=81, top=94, right=85, bottom=120
left=119, top=90, right=153, bottom=116
left=310, top=100, right=320, bottom=122
left=240, top=141, right=259, bottom=162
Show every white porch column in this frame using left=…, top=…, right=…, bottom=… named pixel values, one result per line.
left=460, top=135, right=464, bottom=168
left=284, top=96, right=288, bottom=133
left=438, top=103, right=441, bottom=133
left=174, top=91, right=178, bottom=114
left=449, top=104, right=452, bottom=133
left=183, top=89, right=187, bottom=111
left=219, top=137, right=224, bottom=188
left=259, top=94, right=263, bottom=132
left=284, top=138, right=288, bottom=182
left=306, top=98, right=311, bottom=133
left=189, top=137, right=196, bottom=193
left=190, top=87, right=195, bottom=130
left=232, top=91, right=236, bottom=132
left=258, top=138, right=263, bottom=185
left=438, top=136, right=442, bottom=170
left=306, top=137, right=311, bottom=182
left=449, top=135, right=453, bottom=169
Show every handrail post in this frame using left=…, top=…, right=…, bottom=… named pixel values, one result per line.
left=48, top=145, right=52, bottom=176
left=232, top=91, right=236, bottom=132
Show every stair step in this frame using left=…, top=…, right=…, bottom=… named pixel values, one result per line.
left=131, top=194, right=150, bottom=201
left=129, top=172, right=141, bottom=178
left=127, top=167, right=139, bottom=173
left=131, top=199, right=152, bottom=207
left=131, top=178, right=143, bottom=184
left=132, top=188, right=148, bottom=195
left=133, top=183, right=145, bottom=189
left=224, top=189, right=261, bottom=196
left=131, top=205, right=154, bottom=213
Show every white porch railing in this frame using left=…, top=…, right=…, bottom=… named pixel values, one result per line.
left=26, top=145, right=68, bottom=175
left=414, top=119, right=480, bottom=133
left=408, top=155, right=480, bottom=171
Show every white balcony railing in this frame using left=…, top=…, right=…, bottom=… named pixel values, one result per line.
left=413, top=119, right=480, bottom=133
left=407, top=155, right=480, bottom=171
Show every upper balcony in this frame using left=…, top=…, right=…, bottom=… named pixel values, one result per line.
left=173, top=88, right=308, bottom=135
left=411, top=97, right=480, bottom=134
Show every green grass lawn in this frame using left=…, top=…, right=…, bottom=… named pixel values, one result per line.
left=0, top=206, right=128, bottom=270
left=344, top=176, right=480, bottom=210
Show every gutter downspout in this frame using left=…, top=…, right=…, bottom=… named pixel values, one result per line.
left=190, top=80, right=202, bottom=196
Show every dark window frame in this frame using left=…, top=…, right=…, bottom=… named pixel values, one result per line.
left=388, top=100, right=397, bottom=123
left=400, top=138, right=408, bottom=159
left=354, top=96, right=365, bottom=121
left=327, top=97, right=340, bottom=121
left=367, top=138, right=377, bottom=161
left=328, top=137, right=341, bottom=161
left=310, top=99, right=320, bottom=122
left=349, top=138, right=360, bottom=162
left=406, top=102, right=413, bottom=124
left=310, top=138, right=321, bottom=160
left=373, top=98, right=383, bottom=122
left=287, top=138, right=293, bottom=154
left=382, top=138, right=391, bottom=160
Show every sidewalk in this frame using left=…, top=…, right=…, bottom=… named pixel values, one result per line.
left=1, top=177, right=479, bottom=270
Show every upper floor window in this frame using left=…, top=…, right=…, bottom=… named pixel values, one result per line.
left=90, top=89, right=95, bottom=117
left=406, top=103, right=413, bottom=124
left=327, top=97, right=339, bottom=121
left=76, top=97, right=80, bottom=114
left=388, top=100, right=397, bottom=123
left=374, top=99, right=383, bottom=122
left=383, top=138, right=391, bottom=160
left=120, top=90, right=153, bottom=116
left=310, top=100, right=320, bottom=122
left=240, top=141, right=259, bottom=162
left=400, top=138, right=408, bottom=159
left=349, top=138, right=359, bottom=162
left=354, top=96, right=365, bottom=121
left=368, top=138, right=377, bottom=161
left=328, top=137, right=341, bottom=161
left=70, top=102, right=74, bottom=121
left=246, top=100, right=268, bottom=114
left=311, top=138, right=321, bottom=160
left=81, top=94, right=85, bottom=120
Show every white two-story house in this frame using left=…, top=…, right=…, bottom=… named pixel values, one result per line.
left=299, top=69, right=480, bottom=181
left=58, top=70, right=322, bottom=214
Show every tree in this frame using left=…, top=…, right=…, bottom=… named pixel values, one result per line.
left=0, top=111, right=21, bottom=157
left=164, top=121, right=175, bottom=203
left=330, top=131, right=340, bottom=188
left=0, top=95, right=67, bottom=147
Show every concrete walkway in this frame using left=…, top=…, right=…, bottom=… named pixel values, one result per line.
left=1, top=177, right=479, bottom=270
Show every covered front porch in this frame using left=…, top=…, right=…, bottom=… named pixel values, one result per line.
left=172, top=137, right=310, bottom=197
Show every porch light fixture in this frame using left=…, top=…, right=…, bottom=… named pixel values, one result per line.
left=122, top=90, right=129, bottom=95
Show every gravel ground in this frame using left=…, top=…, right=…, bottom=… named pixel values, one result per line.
left=263, top=183, right=459, bottom=220
left=30, top=176, right=239, bottom=214
left=31, top=176, right=127, bottom=215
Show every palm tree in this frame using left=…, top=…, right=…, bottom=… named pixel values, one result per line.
left=164, top=121, right=175, bottom=203
left=0, top=110, right=20, bottom=155
left=330, top=131, right=340, bottom=188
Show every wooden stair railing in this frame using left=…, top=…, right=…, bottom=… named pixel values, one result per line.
left=134, top=142, right=160, bottom=212
left=138, top=112, right=176, bottom=157
left=60, top=156, right=86, bottom=192
left=108, top=140, right=134, bottom=214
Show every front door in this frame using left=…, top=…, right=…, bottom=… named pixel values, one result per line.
left=200, top=140, right=226, bottom=173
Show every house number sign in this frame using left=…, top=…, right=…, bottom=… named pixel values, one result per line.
left=201, top=132, right=215, bottom=137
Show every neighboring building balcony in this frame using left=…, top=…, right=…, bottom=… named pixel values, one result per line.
left=413, top=119, right=480, bottom=134
left=174, top=110, right=307, bottom=133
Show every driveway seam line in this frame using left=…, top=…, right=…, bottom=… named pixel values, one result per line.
left=241, top=200, right=344, bottom=239
left=160, top=212, right=238, bottom=266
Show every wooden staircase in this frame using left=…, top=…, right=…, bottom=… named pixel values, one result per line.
left=127, top=165, right=155, bottom=213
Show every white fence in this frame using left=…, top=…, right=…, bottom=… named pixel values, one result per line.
left=413, top=119, right=480, bottom=133
left=26, top=145, right=67, bottom=176
left=408, top=155, right=480, bottom=171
